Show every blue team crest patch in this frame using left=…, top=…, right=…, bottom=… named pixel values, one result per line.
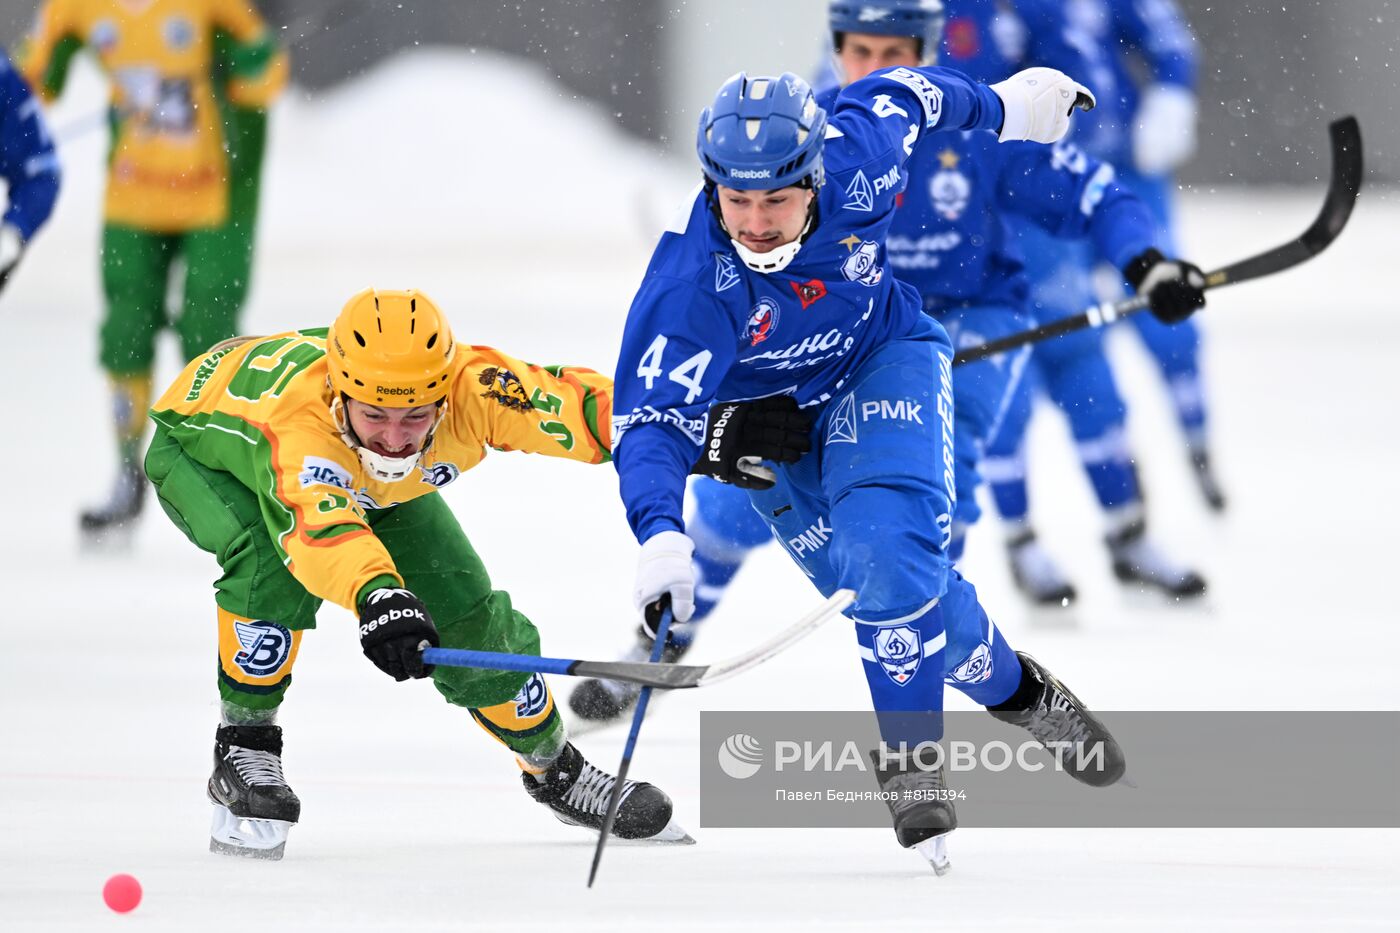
left=744, top=298, right=781, bottom=346
left=420, top=461, right=461, bottom=488
left=874, top=626, right=922, bottom=686
left=163, top=16, right=194, bottom=50
left=232, top=621, right=294, bottom=678
left=948, top=642, right=993, bottom=685
left=91, top=19, right=119, bottom=52
left=514, top=673, right=549, bottom=718
left=840, top=240, right=883, bottom=287
left=930, top=162, right=971, bottom=221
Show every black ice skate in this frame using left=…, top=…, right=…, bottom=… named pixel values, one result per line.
left=567, top=630, right=689, bottom=733
left=79, top=458, right=146, bottom=534
left=208, top=724, right=300, bottom=860
left=868, top=748, right=956, bottom=875
left=1190, top=447, right=1228, bottom=512
left=1005, top=528, right=1077, bottom=607
left=1106, top=519, right=1207, bottom=599
left=988, top=652, right=1126, bottom=787
left=523, top=742, right=693, bottom=843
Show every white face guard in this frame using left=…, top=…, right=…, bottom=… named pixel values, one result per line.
left=330, top=395, right=447, bottom=484
left=732, top=235, right=805, bottom=274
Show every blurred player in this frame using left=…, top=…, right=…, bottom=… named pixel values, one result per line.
left=602, top=54, right=1182, bottom=870
left=142, top=289, right=820, bottom=856
left=17, top=0, right=288, bottom=534
left=572, top=0, right=1203, bottom=725
left=983, top=0, right=1214, bottom=605
left=0, top=49, right=60, bottom=298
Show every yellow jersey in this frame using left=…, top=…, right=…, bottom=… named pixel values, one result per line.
left=150, top=329, right=614, bottom=612
left=19, top=0, right=287, bottom=231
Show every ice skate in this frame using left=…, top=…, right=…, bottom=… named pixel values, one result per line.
left=868, top=748, right=956, bottom=875
left=988, top=652, right=1126, bottom=787
left=1106, top=519, right=1207, bottom=599
left=79, top=458, right=146, bottom=535
left=567, top=630, right=689, bottom=734
left=1189, top=447, right=1227, bottom=512
left=523, top=742, right=693, bottom=844
left=208, top=724, right=300, bottom=860
left=1005, top=528, right=1077, bottom=607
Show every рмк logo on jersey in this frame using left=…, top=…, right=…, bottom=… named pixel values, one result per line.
left=744, top=298, right=781, bottom=346
left=232, top=621, right=294, bottom=678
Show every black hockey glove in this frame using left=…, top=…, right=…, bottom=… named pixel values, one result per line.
left=690, top=396, right=812, bottom=490
left=358, top=587, right=440, bottom=681
left=1124, top=247, right=1207, bottom=324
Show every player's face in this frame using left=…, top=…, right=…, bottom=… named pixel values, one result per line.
left=837, top=33, right=922, bottom=83
left=715, top=185, right=816, bottom=253
left=346, top=400, right=438, bottom=458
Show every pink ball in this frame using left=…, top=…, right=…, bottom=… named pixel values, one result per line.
left=102, top=873, right=142, bottom=913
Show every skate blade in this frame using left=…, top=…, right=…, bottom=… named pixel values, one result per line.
left=210, top=804, right=293, bottom=860
left=913, top=835, right=950, bottom=876
left=554, top=814, right=696, bottom=845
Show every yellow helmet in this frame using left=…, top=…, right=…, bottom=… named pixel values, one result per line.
left=326, top=288, right=456, bottom=407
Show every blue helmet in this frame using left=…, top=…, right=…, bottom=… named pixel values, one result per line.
left=696, top=72, right=828, bottom=191
left=828, top=0, right=946, bottom=66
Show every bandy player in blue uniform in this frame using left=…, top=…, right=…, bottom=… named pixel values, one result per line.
left=982, top=0, right=1216, bottom=605
left=570, top=0, right=1207, bottom=728
left=600, top=55, right=1167, bottom=870
left=0, top=50, right=60, bottom=298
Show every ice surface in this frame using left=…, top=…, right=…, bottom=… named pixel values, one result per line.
left=1, top=50, right=1396, bottom=930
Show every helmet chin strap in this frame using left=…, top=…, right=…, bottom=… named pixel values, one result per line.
left=329, top=394, right=447, bottom=484
left=727, top=199, right=820, bottom=275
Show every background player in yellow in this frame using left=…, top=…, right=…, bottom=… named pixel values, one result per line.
left=145, top=287, right=809, bottom=859
left=16, top=0, right=288, bottom=533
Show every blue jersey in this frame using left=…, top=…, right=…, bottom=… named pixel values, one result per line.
left=613, top=66, right=1004, bottom=543
left=0, top=51, right=60, bottom=241
left=1062, top=0, right=1197, bottom=165
left=814, top=0, right=1092, bottom=90
left=884, top=130, right=1156, bottom=310
left=941, top=0, right=1089, bottom=82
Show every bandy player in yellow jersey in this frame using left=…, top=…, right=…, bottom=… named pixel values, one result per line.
left=145, top=288, right=810, bottom=858
left=18, top=0, right=287, bottom=533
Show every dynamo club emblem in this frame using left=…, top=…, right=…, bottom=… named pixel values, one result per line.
left=840, top=239, right=883, bottom=287
left=232, top=621, right=294, bottom=678
left=873, top=625, right=923, bottom=686
left=744, top=298, right=781, bottom=346
left=948, top=641, right=993, bottom=685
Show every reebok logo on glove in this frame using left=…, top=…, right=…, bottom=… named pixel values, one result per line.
left=706, top=404, right=739, bottom=463
left=359, top=606, right=427, bottom=638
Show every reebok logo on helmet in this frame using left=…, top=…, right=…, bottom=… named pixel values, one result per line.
left=730, top=168, right=773, bottom=179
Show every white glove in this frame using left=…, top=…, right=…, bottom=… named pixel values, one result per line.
left=0, top=224, right=22, bottom=275
left=633, top=529, right=696, bottom=624
left=990, top=67, right=1095, bottom=144
left=1132, top=84, right=1197, bottom=176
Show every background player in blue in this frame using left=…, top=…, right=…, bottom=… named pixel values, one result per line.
left=603, top=59, right=1151, bottom=871
left=982, top=0, right=1215, bottom=605
left=0, top=50, right=60, bottom=299
left=571, top=0, right=1205, bottom=728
